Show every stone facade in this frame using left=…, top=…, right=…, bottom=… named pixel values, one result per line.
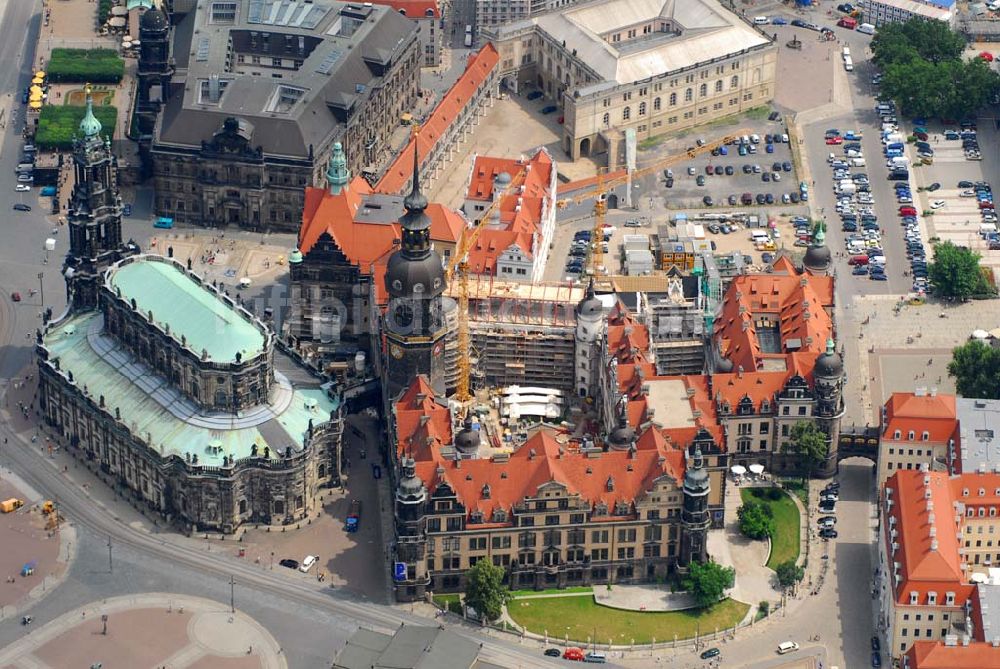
left=36, top=362, right=342, bottom=534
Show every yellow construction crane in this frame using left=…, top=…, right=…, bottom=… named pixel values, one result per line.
left=445, top=168, right=528, bottom=405
left=557, top=129, right=751, bottom=275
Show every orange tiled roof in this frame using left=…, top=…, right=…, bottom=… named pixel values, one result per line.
left=394, top=376, right=452, bottom=464
left=376, top=44, right=499, bottom=194
left=714, top=267, right=834, bottom=373
left=906, top=641, right=1000, bottom=668
left=462, top=150, right=553, bottom=276
left=883, top=470, right=974, bottom=607
left=297, top=183, right=465, bottom=305
left=437, top=427, right=687, bottom=522
left=369, top=0, right=440, bottom=18
left=884, top=392, right=959, bottom=443
left=711, top=370, right=789, bottom=413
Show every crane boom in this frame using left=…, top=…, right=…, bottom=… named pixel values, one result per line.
left=447, top=167, right=528, bottom=404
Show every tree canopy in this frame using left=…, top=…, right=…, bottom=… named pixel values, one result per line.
left=782, top=421, right=828, bottom=479
left=683, top=560, right=736, bottom=608
left=948, top=339, right=1000, bottom=399
left=774, top=560, right=805, bottom=588
left=929, top=241, right=992, bottom=300
left=871, top=18, right=999, bottom=120
left=738, top=499, right=775, bottom=540
left=464, top=560, right=511, bottom=623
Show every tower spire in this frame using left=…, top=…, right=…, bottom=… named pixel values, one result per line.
left=326, top=141, right=349, bottom=196
left=79, top=83, right=103, bottom=139
left=404, top=126, right=427, bottom=213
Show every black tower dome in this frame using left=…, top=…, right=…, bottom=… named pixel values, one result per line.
left=385, top=144, right=445, bottom=300
left=140, top=7, right=168, bottom=31
left=576, top=278, right=603, bottom=319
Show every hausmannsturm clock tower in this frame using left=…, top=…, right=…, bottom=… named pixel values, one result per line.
left=382, top=144, right=447, bottom=401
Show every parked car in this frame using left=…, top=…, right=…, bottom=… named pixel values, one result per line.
left=700, top=648, right=721, bottom=660
left=526, top=91, right=543, bottom=100
left=563, top=647, right=585, bottom=661
left=544, top=649, right=562, bottom=657
left=279, top=558, right=300, bottom=570
left=12, top=204, right=31, bottom=212
left=872, top=636, right=881, bottom=652
left=696, top=175, right=706, bottom=186
left=820, top=528, right=839, bottom=539
left=14, top=184, right=29, bottom=192
left=540, top=105, right=557, bottom=114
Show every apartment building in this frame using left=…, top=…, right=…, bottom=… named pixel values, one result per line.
left=878, top=391, right=959, bottom=485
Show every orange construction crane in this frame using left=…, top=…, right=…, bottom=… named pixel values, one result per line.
left=558, top=129, right=751, bottom=276
left=445, top=167, right=528, bottom=405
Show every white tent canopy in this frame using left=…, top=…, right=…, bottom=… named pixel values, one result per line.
left=730, top=465, right=747, bottom=475
left=748, top=463, right=765, bottom=475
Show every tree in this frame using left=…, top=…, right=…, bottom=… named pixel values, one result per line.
left=682, top=560, right=735, bottom=608
left=464, top=560, right=511, bottom=623
left=774, top=560, right=805, bottom=588
left=737, top=499, right=775, bottom=540
left=930, top=241, right=991, bottom=301
left=948, top=340, right=1000, bottom=399
left=782, top=421, right=828, bottom=480
left=872, top=19, right=965, bottom=67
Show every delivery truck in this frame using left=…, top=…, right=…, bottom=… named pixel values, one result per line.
left=1, top=498, right=24, bottom=513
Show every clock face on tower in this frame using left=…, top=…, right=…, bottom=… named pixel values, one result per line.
left=390, top=344, right=403, bottom=360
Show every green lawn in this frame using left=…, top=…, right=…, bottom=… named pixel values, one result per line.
left=508, top=595, right=748, bottom=644
left=433, top=593, right=462, bottom=614
left=510, top=586, right=592, bottom=598
left=741, top=488, right=800, bottom=569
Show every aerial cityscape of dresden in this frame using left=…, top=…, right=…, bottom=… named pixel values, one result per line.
left=7, top=0, right=1000, bottom=667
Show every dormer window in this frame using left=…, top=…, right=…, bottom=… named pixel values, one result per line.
left=946, top=591, right=956, bottom=605
left=910, top=591, right=919, bottom=605
left=594, top=502, right=608, bottom=516
left=491, top=508, right=507, bottom=523
left=981, top=488, right=987, bottom=497
left=606, top=476, right=615, bottom=492
left=922, top=431, right=930, bottom=441
left=928, top=591, right=937, bottom=605
left=469, top=511, right=484, bottom=524
left=964, top=488, right=970, bottom=497
left=613, top=501, right=629, bottom=516
left=908, top=430, right=915, bottom=441
left=482, top=484, right=491, bottom=499
left=894, top=430, right=902, bottom=439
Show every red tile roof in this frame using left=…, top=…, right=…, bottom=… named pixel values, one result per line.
left=712, top=370, right=789, bottom=413
left=883, top=470, right=974, bottom=607
left=297, top=183, right=465, bottom=305
left=714, top=267, right=834, bottom=373
left=884, top=392, right=959, bottom=444
left=376, top=44, right=499, bottom=194
left=392, top=377, right=694, bottom=526
left=906, top=641, right=1000, bottom=668
left=369, top=0, right=440, bottom=18
left=462, top=150, right=554, bottom=276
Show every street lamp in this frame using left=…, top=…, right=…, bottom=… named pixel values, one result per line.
left=37, top=272, right=44, bottom=308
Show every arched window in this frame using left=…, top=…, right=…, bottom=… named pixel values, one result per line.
left=699, top=83, right=707, bottom=97
left=654, top=97, right=661, bottom=111
left=684, top=88, right=692, bottom=102
left=731, top=75, right=739, bottom=89
left=622, top=106, right=631, bottom=120
left=639, top=102, right=647, bottom=116
left=715, top=80, right=723, bottom=93
left=602, top=112, right=610, bottom=126
left=669, top=92, right=677, bottom=106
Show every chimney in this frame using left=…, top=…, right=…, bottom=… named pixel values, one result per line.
left=931, top=538, right=939, bottom=551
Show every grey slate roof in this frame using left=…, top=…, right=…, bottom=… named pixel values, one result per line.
left=333, top=625, right=483, bottom=669
left=157, top=0, right=417, bottom=159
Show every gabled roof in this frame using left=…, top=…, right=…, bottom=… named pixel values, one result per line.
left=465, top=230, right=534, bottom=274
left=436, top=427, right=686, bottom=521
left=711, top=370, right=788, bottom=413
left=297, top=182, right=464, bottom=275
left=714, top=266, right=834, bottom=373
left=884, top=392, right=959, bottom=443
left=906, top=641, right=1000, bottom=669
left=376, top=44, right=499, bottom=194
left=369, top=0, right=441, bottom=19
left=883, top=470, right=973, bottom=607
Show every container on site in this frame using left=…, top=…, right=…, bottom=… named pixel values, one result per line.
left=1, top=498, right=23, bottom=513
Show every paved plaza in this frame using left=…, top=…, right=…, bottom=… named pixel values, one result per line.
left=0, top=474, right=70, bottom=615
left=0, top=594, right=286, bottom=669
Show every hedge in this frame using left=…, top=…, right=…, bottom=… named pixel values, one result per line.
left=47, top=49, right=124, bottom=84
left=36, top=105, right=118, bottom=150
left=98, top=0, right=112, bottom=26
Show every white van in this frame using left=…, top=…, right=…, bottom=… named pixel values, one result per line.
left=777, top=641, right=800, bottom=655
left=851, top=157, right=866, bottom=167
left=842, top=47, right=851, bottom=60
left=753, top=15, right=769, bottom=24
left=844, top=57, right=854, bottom=72
left=750, top=230, right=770, bottom=242
left=858, top=23, right=876, bottom=35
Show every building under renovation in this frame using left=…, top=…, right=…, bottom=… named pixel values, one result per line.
left=441, top=277, right=589, bottom=394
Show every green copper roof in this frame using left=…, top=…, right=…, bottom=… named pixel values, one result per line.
left=42, top=312, right=337, bottom=466
left=288, top=249, right=303, bottom=264
left=79, top=88, right=103, bottom=138
left=326, top=141, right=349, bottom=195
left=108, top=258, right=265, bottom=362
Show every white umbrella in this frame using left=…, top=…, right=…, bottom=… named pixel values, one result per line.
left=108, top=16, right=127, bottom=27
left=111, top=5, right=128, bottom=15
left=972, top=329, right=990, bottom=340
left=748, top=463, right=765, bottom=475
left=730, top=465, right=747, bottom=476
